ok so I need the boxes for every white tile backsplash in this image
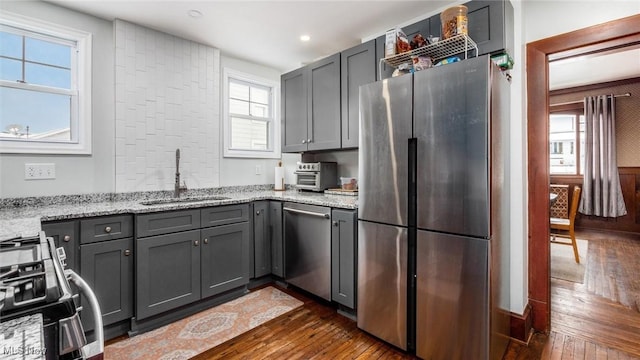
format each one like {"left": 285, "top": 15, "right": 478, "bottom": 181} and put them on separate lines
{"left": 114, "top": 19, "right": 220, "bottom": 192}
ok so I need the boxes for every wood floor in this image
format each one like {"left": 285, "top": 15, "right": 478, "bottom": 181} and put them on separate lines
{"left": 113, "top": 229, "right": 640, "bottom": 359}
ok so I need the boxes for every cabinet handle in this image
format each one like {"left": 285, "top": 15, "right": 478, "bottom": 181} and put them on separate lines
{"left": 256, "top": 210, "right": 260, "bottom": 215}
{"left": 302, "top": 139, "right": 307, "bottom": 144}
{"left": 333, "top": 221, "right": 339, "bottom": 227}
{"left": 194, "top": 240, "right": 199, "bottom": 246}
{"left": 104, "top": 226, "right": 112, "bottom": 233}
{"left": 307, "top": 138, "right": 312, "bottom": 143}
{"left": 203, "top": 238, "right": 209, "bottom": 244}
{"left": 63, "top": 235, "right": 71, "bottom": 242}
{"left": 124, "top": 249, "right": 131, "bottom": 256}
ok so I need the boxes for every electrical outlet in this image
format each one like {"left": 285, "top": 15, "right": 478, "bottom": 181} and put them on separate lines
{"left": 25, "top": 163, "right": 56, "bottom": 180}
{"left": 255, "top": 165, "right": 262, "bottom": 175}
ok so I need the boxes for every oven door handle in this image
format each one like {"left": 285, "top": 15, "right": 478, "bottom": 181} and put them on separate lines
{"left": 66, "top": 270, "right": 104, "bottom": 359}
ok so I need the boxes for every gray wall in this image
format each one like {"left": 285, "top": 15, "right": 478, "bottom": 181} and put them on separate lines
{"left": 0, "top": 1, "right": 114, "bottom": 197}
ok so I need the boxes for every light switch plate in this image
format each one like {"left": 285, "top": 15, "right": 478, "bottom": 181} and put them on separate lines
{"left": 25, "top": 163, "right": 56, "bottom": 180}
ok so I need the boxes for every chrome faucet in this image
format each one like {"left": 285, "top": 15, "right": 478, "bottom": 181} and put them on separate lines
{"left": 174, "top": 148, "right": 187, "bottom": 197}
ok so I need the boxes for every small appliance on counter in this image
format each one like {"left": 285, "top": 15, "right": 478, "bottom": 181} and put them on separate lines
{"left": 0, "top": 232, "right": 104, "bottom": 360}
{"left": 294, "top": 162, "right": 337, "bottom": 192}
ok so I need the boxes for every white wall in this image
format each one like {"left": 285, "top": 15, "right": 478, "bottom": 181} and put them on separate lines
{"left": 114, "top": 20, "right": 220, "bottom": 192}
{"left": 0, "top": 1, "right": 114, "bottom": 197}
{"left": 508, "top": 0, "right": 640, "bottom": 315}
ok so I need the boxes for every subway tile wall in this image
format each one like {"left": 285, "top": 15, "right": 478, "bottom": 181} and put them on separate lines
{"left": 114, "top": 19, "right": 220, "bottom": 192}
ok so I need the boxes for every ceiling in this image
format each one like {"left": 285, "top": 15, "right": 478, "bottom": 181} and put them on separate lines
{"left": 43, "top": 0, "right": 640, "bottom": 87}
{"left": 45, "top": 0, "right": 460, "bottom": 72}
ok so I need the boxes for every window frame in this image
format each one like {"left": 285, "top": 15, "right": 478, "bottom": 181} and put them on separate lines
{"left": 0, "top": 11, "right": 92, "bottom": 155}
{"left": 549, "top": 104, "right": 584, "bottom": 176}
{"left": 222, "top": 68, "right": 280, "bottom": 159}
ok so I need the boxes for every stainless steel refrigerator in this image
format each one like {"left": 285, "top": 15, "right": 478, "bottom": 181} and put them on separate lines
{"left": 357, "top": 55, "right": 511, "bottom": 360}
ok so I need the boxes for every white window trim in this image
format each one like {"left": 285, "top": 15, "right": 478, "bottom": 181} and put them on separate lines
{"left": 0, "top": 11, "right": 92, "bottom": 155}
{"left": 222, "top": 68, "right": 280, "bottom": 159}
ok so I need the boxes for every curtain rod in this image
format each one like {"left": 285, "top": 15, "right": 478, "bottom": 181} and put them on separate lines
{"left": 551, "top": 92, "right": 631, "bottom": 107}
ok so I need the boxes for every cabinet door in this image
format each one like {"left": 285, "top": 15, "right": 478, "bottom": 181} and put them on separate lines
{"left": 42, "top": 220, "right": 78, "bottom": 271}
{"left": 201, "top": 222, "right": 250, "bottom": 298}
{"left": 253, "top": 201, "right": 271, "bottom": 278}
{"left": 80, "top": 238, "right": 133, "bottom": 331}
{"left": 307, "top": 53, "right": 342, "bottom": 151}
{"left": 281, "top": 67, "right": 308, "bottom": 153}
{"left": 270, "top": 201, "right": 284, "bottom": 277}
{"left": 341, "top": 40, "right": 376, "bottom": 149}
{"left": 466, "top": 0, "right": 513, "bottom": 56}
{"left": 331, "top": 209, "right": 357, "bottom": 309}
{"left": 136, "top": 230, "right": 201, "bottom": 320}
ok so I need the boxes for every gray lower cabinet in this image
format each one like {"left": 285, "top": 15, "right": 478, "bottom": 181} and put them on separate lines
{"left": 201, "top": 222, "right": 250, "bottom": 297}
{"left": 42, "top": 220, "right": 79, "bottom": 272}
{"left": 331, "top": 209, "right": 357, "bottom": 309}
{"left": 80, "top": 237, "right": 133, "bottom": 331}
{"left": 270, "top": 201, "right": 284, "bottom": 277}
{"left": 136, "top": 204, "right": 251, "bottom": 320}
{"left": 253, "top": 201, "right": 271, "bottom": 278}
{"left": 136, "top": 230, "right": 201, "bottom": 320}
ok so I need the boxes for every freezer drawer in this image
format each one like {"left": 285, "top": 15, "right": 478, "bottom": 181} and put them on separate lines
{"left": 416, "top": 230, "right": 489, "bottom": 360}
{"left": 357, "top": 220, "right": 407, "bottom": 350}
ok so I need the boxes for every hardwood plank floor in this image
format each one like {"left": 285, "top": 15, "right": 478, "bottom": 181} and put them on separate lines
{"left": 111, "top": 229, "right": 640, "bottom": 359}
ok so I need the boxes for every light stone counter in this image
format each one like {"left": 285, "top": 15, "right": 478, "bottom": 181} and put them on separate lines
{"left": 0, "top": 314, "right": 46, "bottom": 360}
{"left": 0, "top": 186, "right": 358, "bottom": 238}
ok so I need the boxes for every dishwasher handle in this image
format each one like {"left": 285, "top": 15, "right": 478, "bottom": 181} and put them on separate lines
{"left": 283, "top": 207, "right": 330, "bottom": 219}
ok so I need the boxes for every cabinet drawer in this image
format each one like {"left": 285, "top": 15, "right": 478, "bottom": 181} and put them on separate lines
{"left": 201, "top": 204, "right": 249, "bottom": 228}
{"left": 136, "top": 209, "right": 201, "bottom": 238}
{"left": 80, "top": 215, "right": 133, "bottom": 244}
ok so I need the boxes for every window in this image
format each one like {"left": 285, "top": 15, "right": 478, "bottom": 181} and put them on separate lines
{"left": 549, "top": 110, "right": 585, "bottom": 175}
{"left": 0, "top": 12, "right": 91, "bottom": 154}
{"left": 223, "top": 68, "right": 279, "bottom": 158}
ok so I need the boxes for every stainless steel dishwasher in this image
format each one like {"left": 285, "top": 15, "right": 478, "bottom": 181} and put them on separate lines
{"left": 283, "top": 202, "right": 331, "bottom": 301}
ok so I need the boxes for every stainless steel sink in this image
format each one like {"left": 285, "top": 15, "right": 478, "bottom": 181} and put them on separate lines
{"left": 139, "top": 196, "right": 231, "bottom": 206}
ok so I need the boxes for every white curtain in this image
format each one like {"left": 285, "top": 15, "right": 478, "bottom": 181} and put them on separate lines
{"left": 579, "top": 95, "right": 627, "bottom": 217}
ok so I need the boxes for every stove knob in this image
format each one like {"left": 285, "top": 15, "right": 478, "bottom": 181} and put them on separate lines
{"left": 105, "top": 226, "right": 112, "bottom": 233}
{"left": 63, "top": 235, "right": 71, "bottom": 242}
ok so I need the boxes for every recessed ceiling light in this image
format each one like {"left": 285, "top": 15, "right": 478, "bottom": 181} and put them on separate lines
{"left": 188, "top": 9, "right": 203, "bottom": 18}
{"left": 300, "top": 35, "right": 311, "bottom": 42}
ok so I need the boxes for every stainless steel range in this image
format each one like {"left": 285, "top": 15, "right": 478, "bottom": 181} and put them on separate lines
{"left": 0, "top": 232, "right": 103, "bottom": 360}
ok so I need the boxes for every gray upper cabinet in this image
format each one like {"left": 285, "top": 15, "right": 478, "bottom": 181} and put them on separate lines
{"left": 80, "top": 237, "right": 133, "bottom": 332}
{"left": 465, "top": 0, "right": 513, "bottom": 56}
{"left": 340, "top": 40, "right": 376, "bottom": 148}
{"left": 270, "top": 201, "right": 284, "bottom": 278}
{"left": 331, "top": 209, "right": 357, "bottom": 309}
{"left": 253, "top": 201, "right": 271, "bottom": 278}
{"left": 282, "top": 53, "right": 341, "bottom": 152}
{"left": 42, "top": 220, "right": 78, "bottom": 271}
{"left": 282, "top": 67, "right": 308, "bottom": 153}
{"left": 307, "top": 53, "right": 342, "bottom": 151}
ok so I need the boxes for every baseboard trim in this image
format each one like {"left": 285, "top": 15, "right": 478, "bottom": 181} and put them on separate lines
{"left": 510, "top": 303, "right": 533, "bottom": 344}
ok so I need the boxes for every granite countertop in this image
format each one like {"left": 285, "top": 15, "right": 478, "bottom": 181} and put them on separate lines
{"left": 0, "top": 186, "right": 358, "bottom": 238}
{"left": 0, "top": 313, "right": 45, "bottom": 360}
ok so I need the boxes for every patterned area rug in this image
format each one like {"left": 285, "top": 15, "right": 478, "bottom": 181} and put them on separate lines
{"left": 105, "top": 286, "right": 303, "bottom": 360}
{"left": 551, "top": 239, "right": 589, "bottom": 283}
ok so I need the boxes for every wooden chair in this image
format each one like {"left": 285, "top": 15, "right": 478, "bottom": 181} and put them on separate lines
{"left": 550, "top": 186, "right": 581, "bottom": 263}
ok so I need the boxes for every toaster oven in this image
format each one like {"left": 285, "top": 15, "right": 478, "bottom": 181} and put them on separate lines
{"left": 294, "top": 162, "right": 337, "bottom": 191}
